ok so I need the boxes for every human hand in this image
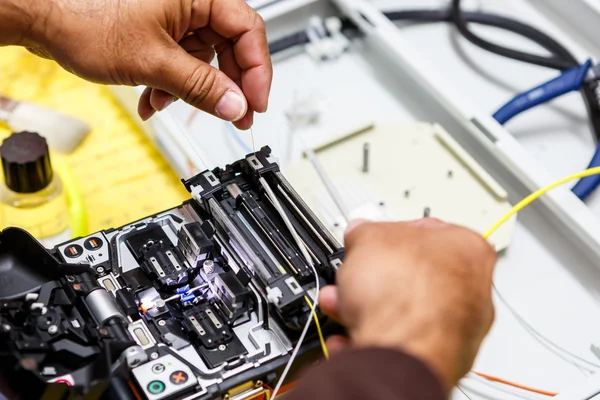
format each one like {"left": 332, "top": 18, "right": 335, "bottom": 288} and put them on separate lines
{"left": 320, "top": 218, "right": 497, "bottom": 394}
{"left": 17, "top": 0, "right": 272, "bottom": 129}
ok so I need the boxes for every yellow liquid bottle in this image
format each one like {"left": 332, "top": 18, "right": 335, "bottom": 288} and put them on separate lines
{"left": 0, "top": 132, "right": 69, "bottom": 245}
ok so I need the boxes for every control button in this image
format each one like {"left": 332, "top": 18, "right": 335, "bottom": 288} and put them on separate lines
{"left": 84, "top": 237, "right": 103, "bottom": 251}
{"left": 151, "top": 363, "right": 165, "bottom": 374}
{"left": 64, "top": 244, "right": 83, "bottom": 259}
{"left": 147, "top": 380, "right": 165, "bottom": 395}
{"left": 169, "top": 371, "right": 189, "bottom": 385}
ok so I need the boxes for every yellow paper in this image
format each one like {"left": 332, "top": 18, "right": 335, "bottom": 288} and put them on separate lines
{"left": 0, "top": 48, "right": 188, "bottom": 235}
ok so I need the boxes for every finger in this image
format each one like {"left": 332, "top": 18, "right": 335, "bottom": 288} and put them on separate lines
{"left": 194, "top": 0, "right": 272, "bottom": 113}
{"left": 343, "top": 219, "right": 374, "bottom": 249}
{"left": 150, "top": 89, "right": 177, "bottom": 112}
{"left": 150, "top": 44, "right": 247, "bottom": 122}
{"left": 344, "top": 219, "right": 370, "bottom": 236}
{"left": 233, "top": 108, "right": 254, "bottom": 130}
{"left": 405, "top": 218, "right": 448, "bottom": 229}
{"left": 26, "top": 47, "right": 53, "bottom": 60}
{"left": 215, "top": 38, "right": 242, "bottom": 89}
{"left": 181, "top": 33, "right": 216, "bottom": 65}
{"left": 147, "top": 35, "right": 217, "bottom": 113}
{"left": 318, "top": 286, "right": 341, "bottom": 322}
{"left": 326, "top": 335, "right": 350, "bottom": 356}
{"left": 138, "top": 87, "right": 156, "bottom": 121}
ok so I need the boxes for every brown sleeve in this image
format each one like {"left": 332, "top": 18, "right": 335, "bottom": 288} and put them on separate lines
{"left": 284, "top": 348, "right": 446, "bottom": 400}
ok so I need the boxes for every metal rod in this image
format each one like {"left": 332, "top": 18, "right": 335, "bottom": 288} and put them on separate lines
{"left": 303, "top": 147, "right": 351, "bottom": 223}
{"left": 362, "top": 142, "right": 370, "bottom": 173}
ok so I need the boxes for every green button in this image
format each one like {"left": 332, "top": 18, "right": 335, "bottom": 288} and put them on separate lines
{"left": 147, "top": 380, "right": 165, "bottom": 395}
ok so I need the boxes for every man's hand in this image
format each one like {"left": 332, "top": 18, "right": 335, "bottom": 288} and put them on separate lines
{"left": 320, "top": 219, "right": 497, "bottom": 394}
{"left": 10, "top": 0, "right": 272, "bottom": 129}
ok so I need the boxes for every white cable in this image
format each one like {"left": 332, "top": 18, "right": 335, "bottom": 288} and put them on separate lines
{"left": 295, "top": 135, "right": 351, "bottom": 223}
{"left": 493, "top": 284, "right": 600, "bottom": 372}
{"left": 259, "top": 177, "right": 320, "bottom": 399}
{"left": 456, "top": 385, "right": 475, "bottom": 400}
{"left": 271, "top": 264, "right": 320, "bottom": 399}
{"left": 259, "top": 177, "right": 314, "bottom": 267}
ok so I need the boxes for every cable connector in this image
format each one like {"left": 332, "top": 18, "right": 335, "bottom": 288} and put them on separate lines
{"left": 325, "top": 17, "right": 350, "bottom": 55}
{"left": 304, "top": 16, "right": 349, "bottom": 62}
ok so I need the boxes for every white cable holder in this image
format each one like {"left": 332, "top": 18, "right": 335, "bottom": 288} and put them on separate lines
{"left": 304, "top": 16, "right": 349, "bottom": 62}
{"left": 325, "top": 16, "right": 350, "bottom": 54}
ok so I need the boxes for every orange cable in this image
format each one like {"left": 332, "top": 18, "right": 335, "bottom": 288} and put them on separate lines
{"left": 472, "top": 371, "right": 557, "bottom": 396}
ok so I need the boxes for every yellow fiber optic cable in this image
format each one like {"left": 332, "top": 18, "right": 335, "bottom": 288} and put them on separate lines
{"left": 298, "top": 167, "right": 600, "bottom": 372}
{"left": 484, "top": 166, "right": 600, "bottom": 239}
{"left": 304, "top": 296, "right": 329, "bottom": 360}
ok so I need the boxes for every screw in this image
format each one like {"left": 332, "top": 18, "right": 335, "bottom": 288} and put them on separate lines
{"left": 48, "top": 325, "right": 58, "bottom": 335}
{"left": 218, "top": 344, "right": 226, "bottom": 351}
{"left": 158, "top": 320, "right": 166, "bottom": 327}
{"left": 362, "top": 142, "right": 370, "bottom": 173}
{"left": 66, "top": 276, "right": 75, "bottom": 282}
{"left": 255, "top": 381, "right": 263, "bottom": 388}
{"left": 96, "top": 266, "right": 105, "bottom": 274}
{"left": 203, "top": 259, "right": 215, "bottom": 274}
{"left": 151, "top": 352, "right": 159, "bottom": 360}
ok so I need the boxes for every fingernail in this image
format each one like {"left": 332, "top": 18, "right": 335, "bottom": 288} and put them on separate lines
{"left": 141, "top": 109, "right": 156, "bottom": 121}
{"left": 345, "top": 219, "right": 369, "bottom": 235}
{"left": 157, "top": 96, "right": 176, "bottom": 111}
{"left": 215, "top": 91, "right": 247, "bottom": 121}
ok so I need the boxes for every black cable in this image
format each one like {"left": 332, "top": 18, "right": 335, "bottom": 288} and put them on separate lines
{"left": 267, "top": 8, "right": 600, "bottom": 143}
{"left": 385, "top": 9, "right": 600, "bottom": 144}
{"left": 447, "top": 2, "right": 600, "bottom": 144}
{"left": 450, "top": 0, "right": 572, "bottom": 70}
{"left": 385, "top": 10, "right": 575, "bottom": 64}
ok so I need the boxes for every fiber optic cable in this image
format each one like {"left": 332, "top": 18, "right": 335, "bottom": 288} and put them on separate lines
{"left": 493, "top": 283, "right": 599, "bottom": 373}
{"left": 484, "top": 166, "right": 600, "bottom": 239}
{"left": 471, "top": 372, "right": 557, "bottom": 397}
{"left": 493, "top": 61, "right": 592, "bottom": 125}
{"left": 491, "top": 60, "right": 600, "bottom": 201}
{"left": 225, "top": 122, "right": 252, "bottom": 153}
{"left": 305, "top": 296, "right": 329, "bottom": 360}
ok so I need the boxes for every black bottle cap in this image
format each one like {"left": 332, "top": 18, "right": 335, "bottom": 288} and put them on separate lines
{"left": 1, "top": 132, "right": 53, "bottom": 193}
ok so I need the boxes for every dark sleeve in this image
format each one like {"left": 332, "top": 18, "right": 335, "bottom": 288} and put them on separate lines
{"left": 284, "top": 348, "right": 446, "bottom": 400}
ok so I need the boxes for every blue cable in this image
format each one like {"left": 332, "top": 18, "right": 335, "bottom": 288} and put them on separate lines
{"left": 493, "top": 59, "right": 600, "bottom": 200}
{"left": 493, "top": 59, "right": 592, "bottom": 124}
{"left": 572, "top": 146, "right": 600, "bottom": 199}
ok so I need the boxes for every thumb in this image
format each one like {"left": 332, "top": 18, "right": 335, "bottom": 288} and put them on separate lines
{"left": 149, "top": 46, "right": 248, "bottom": 122}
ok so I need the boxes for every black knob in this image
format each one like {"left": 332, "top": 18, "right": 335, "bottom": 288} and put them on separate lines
{"left": 0, "top": 132, "right": 53, "bottom": 193}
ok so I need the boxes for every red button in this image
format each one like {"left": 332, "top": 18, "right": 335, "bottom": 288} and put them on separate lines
{"left": 170, "top": 371, "right": 188, "bottom": 385}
